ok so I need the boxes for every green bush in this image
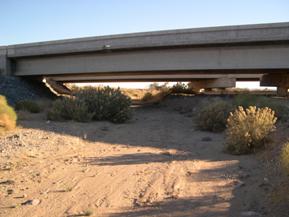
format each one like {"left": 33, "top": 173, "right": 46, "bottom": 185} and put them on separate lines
{"left": 75, "top": 87, "right": 131, "bottom": 123}
{"left": 234, "top": 94, "right": 289, "bottom": 121}
{"left": 281, "top": 142, "right": 289, "bottom": 174}
{"left": 226, "top": 106, "right": 277, "bottom": 155}
{"left": 48, "top": 86, "right": 131, "bottom": 123}
{"left": 47, "top": 97, "right": 94, "bottom": 122}
{"left": 0, "top": 95, "right": 17, "bottom": 133}
{"left": 196, "top": 100, "right": 234, "bottom": 132}
{"left": 15, "top": 100, "right": 42, "bottom": 113}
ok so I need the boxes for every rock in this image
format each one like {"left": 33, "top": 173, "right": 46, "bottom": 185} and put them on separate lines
{"left": 258, "top": 177, "right": 272, "bottom": 189}
{"left": 239, "top": 171, "right": 250, "bottom": 179}
{"left": 101, "top": 127, "right": 109, "bottom": 131}
{"left": 230, "top": 180, "right": 245, "bottom": 189}
{"left": 235, "top": 181, "right": 246, "bottom": 189}
{"left": 162, "top": 151, "right": 173, "bottom": 156}
{"left": 21, "top": 199, "right": 41, "bottom": 206}
{"left": 14, "top": 194, "right": 27, "bottom": 199}
{"left": 0, "top": 180, "right": 15, "bottom": 185}
{"left": 7, "top": 189, "right": 14, "bottom": 195}
{"left": 0, "top": 75, "right": 55, "bottom": 105}
{"left": 201, "top": 136, "right": 212, "bottom": 142}
{"left": 241, "top": 211, "right": 261, "bottom": 216}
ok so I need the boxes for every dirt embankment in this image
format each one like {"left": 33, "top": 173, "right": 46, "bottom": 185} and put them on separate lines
{"left": 0, "top": 97, "right": 288, "bottom": 217}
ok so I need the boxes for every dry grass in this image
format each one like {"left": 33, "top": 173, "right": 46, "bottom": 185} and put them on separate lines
{"left": 226, "top": 106, "right": 277, "bottom": 154}
{"left": 0, "top": 95, "right": 17, "bottom": 134}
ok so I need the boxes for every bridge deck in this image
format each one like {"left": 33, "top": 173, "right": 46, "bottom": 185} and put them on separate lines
{"left": 1, "top": 22, "right": 289, "bottom": 58}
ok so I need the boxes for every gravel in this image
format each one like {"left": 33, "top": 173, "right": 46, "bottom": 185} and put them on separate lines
{"left": 0, "top": 75, "right": 55, "bottom": 105}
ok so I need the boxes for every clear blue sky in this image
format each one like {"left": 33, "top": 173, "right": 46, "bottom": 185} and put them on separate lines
{"left": 1, "top": 0, "right": 289, "bottom": 45}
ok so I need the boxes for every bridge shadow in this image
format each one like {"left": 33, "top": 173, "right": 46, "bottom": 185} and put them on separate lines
{"left": 108, "top": 195, "right": 228, "bottom": 217}
{"left": 83, "top": 152, "right": 192, "bottom": 166}
{"left": 18, "top": 106, "right": 230, "bottom": 158}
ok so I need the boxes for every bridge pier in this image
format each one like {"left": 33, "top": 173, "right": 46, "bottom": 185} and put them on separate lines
{"left": 0, "top": 48, "right": 11, "bottom": 76}
{"left": 260, "top": 73, "right": 289, "bottom": 97}
{"left": 188, "top": 78, "right": 236, "bottom": 92}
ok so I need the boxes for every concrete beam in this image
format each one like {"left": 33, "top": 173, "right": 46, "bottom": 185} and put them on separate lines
{"left": 46, "top": 73, "right": 261, "bottom": 82}
{"left": 13, "top": 44, "right": 289, "bottom": 76}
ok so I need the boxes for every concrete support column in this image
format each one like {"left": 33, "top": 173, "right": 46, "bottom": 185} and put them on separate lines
{"left": 188, "top": 77, "right": 236, "bottom": 91}
{"left": 277, "top": 87, "right": 288, "bottom": 97}
{"left": 0, "top": 47, "right": 11, "bottom": 76}
{"left": 260, "top": 73, "right": 289, "bottom": 97}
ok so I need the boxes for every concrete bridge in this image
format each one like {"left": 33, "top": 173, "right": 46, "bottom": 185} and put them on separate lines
{"left": 1, "top": 22, "right": 289, "bottom": 95}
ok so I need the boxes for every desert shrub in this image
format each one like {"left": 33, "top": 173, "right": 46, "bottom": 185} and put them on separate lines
{"left": 142, "top": 92, "right": 153, "bottom": 102}
{"left": 281, "top": 142, "right": 289, "bottom": 174}
{"left": 15, "top": 100, "right": 42, "bottom": 113}
{"left": 225, "top": 106, "right": 277, "bottom": 155}
{"left": 170, "top": 82, "right": 194, "bottom": 94}
{"left": 47, "top": 97, "right": 74, "bottom": 121}
{"left": 196, "top": 100, "right": 234, "bottom": 132}
{"left": 149, "top": 82, "right": 169, "bottom": 91}
{"left": 48, "top": 86, "right": 131, "bottom": 123}
{"left": 234, "top": 94, "right": 261, "bottom": 108}
{"left": 234, "top": 94, "right": 289, "bottom": 121}
{"left": 47, "top": 97, "right": 94, "bottom": 122}
{"left": 0, "top": 95, "right": 17, "bottom": 133}
{"left": 75, "top": 87, "right": 131, "bottom": 123}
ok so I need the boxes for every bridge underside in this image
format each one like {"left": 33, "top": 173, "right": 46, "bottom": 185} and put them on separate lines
{"left": 43, "top": 71, "right": 263, "bottom": 83}
{"left": 1, "top": 22, "right": 289, "bottom": 95}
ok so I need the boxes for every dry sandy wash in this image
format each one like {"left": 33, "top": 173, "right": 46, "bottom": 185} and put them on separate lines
{"left": 0, "top": 99, "right": 287, "bottom": 217}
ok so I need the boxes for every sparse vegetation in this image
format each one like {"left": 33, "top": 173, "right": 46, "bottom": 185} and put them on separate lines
{"left": 281, "top": 142, "right": 289, "bottom": 174}
{"left": 48, "top": 86, "right": 131, "bottom": 123}
{"left": 82, "top": 210, "right": 93, "bottom": 216}
{"left": 170, "top": 82, "right": 194, "bottom": 94}
{"left": 141, "top": 92, "right": 154, "bottom": 102}
{"left": 15, "top": 100, "right": 42, "bottom": 113}
{"left": 141, "top": 85, "right": 171, "bottom": 103}
{"left": 149, "top": 82, "right": 168, "bottom": 91}
{"left": 196, "top": 100, "right": 234, "bottom": 132}
{"left": 0, "top": 95, "right": 17, "bottom": 134}
{"left": 225, "top": 106, "right": 277, "bottom": 155}
{"left": 233, "top": 94, "right": 289, "bottom": 121}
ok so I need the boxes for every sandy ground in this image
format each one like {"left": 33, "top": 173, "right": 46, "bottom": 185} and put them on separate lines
{"left": 0, "top": 97, "right": 288, "bottom": 217}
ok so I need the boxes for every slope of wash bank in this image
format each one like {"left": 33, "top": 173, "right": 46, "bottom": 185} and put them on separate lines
{"left": 0, "top": 76, "right": 55, "bottom": 105}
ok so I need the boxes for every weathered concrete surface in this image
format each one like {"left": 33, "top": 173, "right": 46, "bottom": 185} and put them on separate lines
{"left": 4, "top": 22, "right": 289, "bottom": 57}
{"left": 261, "top": 73, "right": 289, "bottom": 96}
{"left": 1, "top": 22, "right": 289, "bottom": 95}
{"left": 46, "top": 73, "right": 262, "bottom": 82}
{"left": 1, "top": 22, "right": 289, "bottom": 78}
{"left": 11, "top": 44, "right": 289, "bottom": 77}
{"left": 0, "top": 47, "right": 11, "bottom": 76}
{"left": 188, "top": 78, "right": 236, "bottom": 90}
